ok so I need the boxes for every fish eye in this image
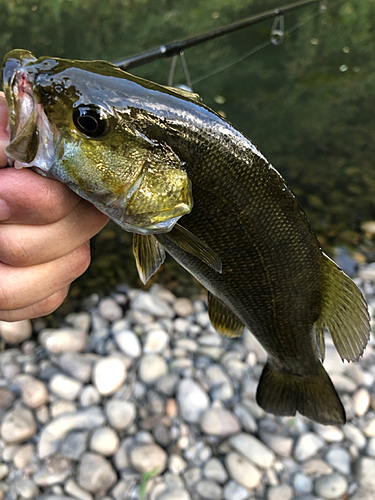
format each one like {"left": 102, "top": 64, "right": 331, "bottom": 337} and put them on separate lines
{"left": 73, "top": 106, "right": 109, "bottom": 138}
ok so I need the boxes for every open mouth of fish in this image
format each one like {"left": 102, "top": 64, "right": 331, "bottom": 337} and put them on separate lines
{"left": 3, "top": 52, "right": 58, "bottom": 174}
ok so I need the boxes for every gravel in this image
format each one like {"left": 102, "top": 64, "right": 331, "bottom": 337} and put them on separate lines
{"left": 0, "top": 264, "right": 375, "bottom": 499}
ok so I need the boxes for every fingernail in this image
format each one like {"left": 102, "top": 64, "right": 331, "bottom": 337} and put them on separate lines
{"left": 0, "top": 199, "right": 10, "bottom": 221}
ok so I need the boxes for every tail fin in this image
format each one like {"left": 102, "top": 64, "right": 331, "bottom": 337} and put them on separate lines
{"left": 256, "top": 361, "right": 346, "bottom": 425}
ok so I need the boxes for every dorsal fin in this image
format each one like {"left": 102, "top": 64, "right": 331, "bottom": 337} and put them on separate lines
{"left": 208, "top": 291, "right": 245, "bottom": 338}
{"left": 133, "top": 234, "right": 166, "bottom": 285}
{"left": 165, "top": 224, "right": 222, "bottom": 273}
{"left": 165, "top": 86, "right": 202, "bottom": 103}
{"left": 314, "top": 254, "right": 370, "bottom": 362}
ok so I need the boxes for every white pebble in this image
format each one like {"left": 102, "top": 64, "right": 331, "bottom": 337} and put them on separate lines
{"left": 177, "top": 379, "right": 210, "bottom": 424}
{"left": 138, "top": 354, "right": 168, "bottom": 383}
{"left": 354, "top": 388, "right": 370, "bottom": 416}
{"left": 314, "top": 472, "right": 348, "bottom": 499}
{"left": 39, "top": 328, "right": 87, "bottom": 353}
{"left": 0, "top": 320, "right": 32, "bottom": 344}
{"left": 225, "top": 452, "right": 261, "bottom": 489}
{"left": 50, "top": 374, "right": 82, "bottom": 401}
{"left": 114, "top": 330, "right": 142, "bottom": 357}
{"left": 90, "top": 426, "right": 119, "bottom": 456}
{"left": 105, "top": 400, "right": 136, "bottom": 430}
{"left": 93, "top": 357, "right": 127, "bottom": 395}
{"left": 143, "top": 329, "right": 170, "bottom": 354}
{"left": 1, "top": 409, "right": 36, "bottom": 444}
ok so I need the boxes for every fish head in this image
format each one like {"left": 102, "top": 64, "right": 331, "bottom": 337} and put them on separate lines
{"left": 2, "top": 49, "right": 192, "bottom": 234}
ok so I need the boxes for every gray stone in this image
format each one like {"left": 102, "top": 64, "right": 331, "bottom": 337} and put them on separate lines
{"left": 90, "top": 426, "right": 119, "bottom": 456}
{"left": 230, "top": 433, "right": 275, "bottom": 468}
{"left": 294, "top": 433, "right": 325, "bottom": 461}
{"left": 206, "top": 364, "right": 234, "bottom": 401}
{"left": 326, "top": 448, "right": 351, "bottom": 475}
{"left": 314, "top": 472, "right": 348, "bottom": 499}
{"left": 356, "top": 457, "right": 375, "bottom": 492}
{"left": 267, "top": 485, "right": 293, "bottom": 500}
{"left": 14, "top": 478, "right": 39, "bottom": 499}
{"left": 353, "top": 388, "right": 371, "bottom": 416}
{"left": 223, "top": 481, "right": 250, "bottom": 500}
{"left": 39, "top": 328, "right": 87, "bottom": 353}
{"left": 50, "top": 373, "right": 82, "bottom": 400}
{"left": 1, "top": 408, "right": 36, "bottom": 444}
{"left": 13, "top": 443, "right": 34, "bottom": 469}
{"left": 130, "top": 443, "right": 167, "bottom": 474}
{"left": 38, "top": 407, "right": 105, "bottom": 458}
{"left": 173, "top": 297, "right": 194, "bottom": 317}
{"left": 78, "top": 453, "right": 117, "bottom": 494}
{"left": 201, "top": 408, "right": 241, "bottom": 437}
{"left": 366, "top": 437, "right": 375, "bottom": 456}
{"left": 57, "top": 353, "right": 92, "bottom": 383}
{"left": 93, "top": 356, "right": 127, "bottom": 395}
{"left": 143, "top": 329, "right": 170, "bottom": 354}
{"left": 16, "top": 375, "right": 49, "bottom": 408}
{"left": 64, "top": 478, "right": 93, "bottom": 500}
{"left": 303, "top": 459, "right": 334, "bottom": 478}
{"left": 114, "top": 330, "right": 142, "bottom": 357}
{"left": 0, "top": 320, "right": 32, "bottom": 344}
{"left": 362, "top": 416, "right": 375, "bottom": 437}
{"left": 204, "top": 458, "right": 228, "bottom": 484}
{"left": 157, "top": 489, "right": 191, "bottom": 500}
{"left": 225, "top": 452, "right": 261, "bottom": 489}
{"left": 234, "top": 404, "right": 257, "bottom": 434}
{"left": 313, "top": 423, "right": 344, "bottom": 443}
{"left": 98, "top": 297, "right": 123, "bottom": 321}
{"left": 79, "top": 385, "right": 101, "bottom": 407}
{"left": 61, "top": 431, "right": 88, "bottom": 460}
{"left": 131, "top": 292, "right": 174, "bottom": 318}
{"left": 138, "top": 354, "right": 168, "bottom": 383}
{"left": 0, "top": 387, "right": 16, "bottom": 411}
{"left": 293, "top": 473, "right": 313, "bottom": 494}
{"left": 195, "top": 480, "right": 222, "bottom": 499}
{"left": 343, "top": 423, "right": 367, "bottom": 449}
{"left": 105, "top": 399, "right": 136, "bottom": 430}
{"left": 34, "top": 454, "right": 72, "bottom": 486}
{"left": 177, "top": 379, "right": 210, "bottom": 423}
{"left": 260, "top": 432, "right": 293, "bottom": 458}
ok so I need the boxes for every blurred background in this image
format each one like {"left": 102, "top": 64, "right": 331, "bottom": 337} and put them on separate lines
{"left": 1, "top": 0, "right": 374, "bottom": 304}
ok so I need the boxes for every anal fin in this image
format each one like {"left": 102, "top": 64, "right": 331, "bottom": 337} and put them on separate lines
{"left": 133, "top": 234, "right": 166, "bottom": 285}
{"left": 208, "top": 292, "right": 245, "bottom": 338}
{"left": 314, "top": 254, "right": 370, "bottom": 362}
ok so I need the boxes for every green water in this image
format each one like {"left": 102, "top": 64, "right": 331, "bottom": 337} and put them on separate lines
{"left": 1, "top": 0, "right": 375, "bottom": 301}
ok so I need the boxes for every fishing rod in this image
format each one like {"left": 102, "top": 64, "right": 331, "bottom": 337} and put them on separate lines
{"left": 115, "top": 0, "right": 321, "bottom": 71}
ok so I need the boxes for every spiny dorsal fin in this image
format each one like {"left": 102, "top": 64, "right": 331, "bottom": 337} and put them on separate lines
{"left": 165, "top": 86, "right": 202, "bottom": 103}
{"left": 207, "top": 291, "right": 245, "bottom": 338}
{"left": 165, "top": 224, "right": 222, "bottom": 273}
{"left": 133, "top": 234, "right": 166, "bottom": 285}
{"left": 314, "top": 254, "right": 370, "bottom": 362}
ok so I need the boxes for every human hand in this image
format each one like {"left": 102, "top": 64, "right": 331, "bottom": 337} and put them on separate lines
{"left": 0, "top": 92, "right": 109, "bottom": 321}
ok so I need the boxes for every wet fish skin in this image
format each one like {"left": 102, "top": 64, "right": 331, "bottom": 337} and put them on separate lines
{"left": 2, "top": 50, "right": 370, "bottom": 425}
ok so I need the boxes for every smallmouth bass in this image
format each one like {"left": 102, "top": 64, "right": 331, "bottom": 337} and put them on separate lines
{"left": 2, "top": 49, "right": 370, "bottom": 425}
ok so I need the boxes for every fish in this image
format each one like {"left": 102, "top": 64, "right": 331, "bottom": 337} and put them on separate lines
{"left": 2, "top": 49, "right": 370, "bottom": 425}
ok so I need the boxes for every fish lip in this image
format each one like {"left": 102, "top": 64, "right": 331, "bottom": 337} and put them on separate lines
{"left": 3, "top": 52, "right": 59, "bottom": 171}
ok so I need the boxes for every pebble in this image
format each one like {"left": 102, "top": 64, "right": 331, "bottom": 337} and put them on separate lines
{"left": 355, "top": 457, "right": 375, "bottom": 491}
{"left": 50, "top": 373, "right": 82, "bottom": 400}
{"left": 353, "top": 388, "right": 371, "bottom": 416}
{"left": 158, "top": 489, "right": 191, "bottom": 500}
{"left": 293, "top": 472, "right": 313, "bottom": 494}
{"left": 143, "top": 329, "right": 170, "bottom": 354}
{"left": 200, "top": 408, "right": 241, "bottom": 437}
{"left": 326, "top": 448, "right": 351, "bottom": 475}
{"left": 195, "top": 479, "right": 222, "bottom": 499}
{"left": 138, "top": 354, "right": 168, "bottom": 383}
{"left": 114, "top": 330, "right": 142, "bottom": 357}
{"left": 177, "top": 379, "right": 210, "bottom": 423}
{"left": 39, "top": 328, "right": 87, "bottom": 353}
{"left": 34, "top": 454, "right": 71, "bottom": 486}
{"left": 314, "top": 472, "right": 348, "bottom": 499}
{"left": 17, "top": 375, "right": 49, "bottom": 408}
{"left": 294, "top": 433, "right": 325, "bottom": 461}
{"left": 90, "top": 426, "right": 120, "bottom": 456}
{"left": 223, "top": 480, "right": 250, "bottom": 500}
{"left": 93, "top": 356, "right": 127, "bottom": 395}
{"left": 132, "top": 292, "right": 174, "bottom": 318}
{"left": 105, "top": 399, "right": 136, "bottom": 430}
{"left": 267, "top": 484, "right": 293, "bottom": 500}
{"left": 14, "top": 477, "right": 39, "bottom": 499}
{"left": 230, "top": 433, "right": 275, "bottom": 468}
{"left": 98, "top": 297, "right": 123, "bottom": 321}
{"left": 38, "top": 407, "right": 105, "bottom": 458}
{"left": 57, "top": 353, "right": 92, "bottom": 383}
{"left": 225, "top": 452, "right": 262, "bottom": 489}
{"left": 0, "top": 320, "right": 32, "bottom": 344}
{"left": 0, "top": 408, "right": 36, "bottom": 444}
{"left": 77, "top": 452, "right": 117, "bottom": 494}
{"left": 204, "top": 458, "right": 228, "bottom": 484}
{"left": 130, "top": 443, "right": 168, "bottom": 474}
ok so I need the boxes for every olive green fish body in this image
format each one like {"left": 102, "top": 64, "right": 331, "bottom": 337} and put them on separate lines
{"left": 2, "top": 50, "right": 370, "bottom": 425}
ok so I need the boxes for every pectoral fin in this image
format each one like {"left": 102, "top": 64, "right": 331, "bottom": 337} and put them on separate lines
{"left": 208, "top": 291, "right": 245, "bottom": 337}
{"left": 314, "top": 254, "right": 370, "bottom": 362}
{"left": 165, "top": 224, "right": 222, "bottom": 273}
{"left": 133, "top": 234, "right": 166, "bottom": 285}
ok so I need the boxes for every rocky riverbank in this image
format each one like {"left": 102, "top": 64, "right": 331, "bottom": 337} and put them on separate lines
{"left": 1, "top": 265, "right": 375, "bottom": 500}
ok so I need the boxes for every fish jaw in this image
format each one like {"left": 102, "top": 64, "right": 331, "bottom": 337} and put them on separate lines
{"left": 2, "top": 50, "right": 59, "bottom": 173}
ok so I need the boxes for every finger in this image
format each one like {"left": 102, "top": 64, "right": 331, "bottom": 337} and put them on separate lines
{"left": 0, "top": 168, "right": 82, "bottom": 224}
{"left": 0, "top": 287, "right": 70, "bottom": 322}
{"left": 0, "top": 198, "right": 108, "bottom": 267}
{"left": 0, "top": 241, "right": 91, "bottom": 312}
{"left": 0, "top": 92, "right": 9, "bottom": 167}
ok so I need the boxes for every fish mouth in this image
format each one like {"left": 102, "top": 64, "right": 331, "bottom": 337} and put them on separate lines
{"left": 2, "top": 50, "right": 58, "bottom": 172}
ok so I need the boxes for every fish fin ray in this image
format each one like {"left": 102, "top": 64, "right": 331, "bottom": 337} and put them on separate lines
{"left": 207, "top": 292, "right": 245, "bottom": 338}
{"left": 256, "top": 361, "right": 346, "bottom": 425}
{"left": 133, "top": 234, "right": 166, "bottom": 285}
{"left": 165, "top": 224, "right": 222, "bottom": 273}
{"left": 165, "top": 86, "right": 202, "bottom": 102}
{"left": 314, "top": 325, "right": 326, "bottom": 362}
{"left": 314, "top": 254, "right": 370, "bottom": 362}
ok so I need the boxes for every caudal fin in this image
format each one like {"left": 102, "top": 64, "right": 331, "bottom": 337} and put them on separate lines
{"left": 256, "top": 361, "right": 346, "bottom": 425}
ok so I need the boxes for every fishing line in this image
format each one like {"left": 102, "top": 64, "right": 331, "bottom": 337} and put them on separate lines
{"left": 191, "top": 0, "right": 344, "bottom": 86}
